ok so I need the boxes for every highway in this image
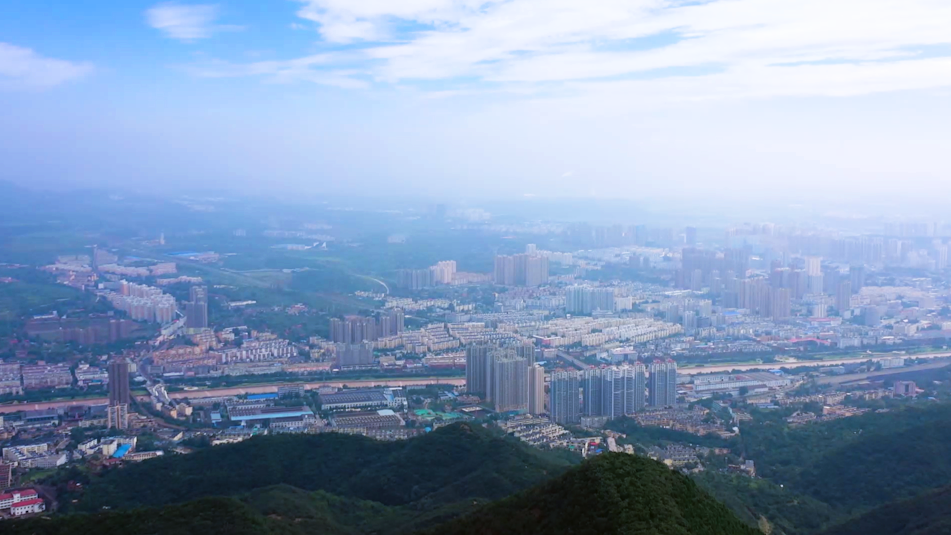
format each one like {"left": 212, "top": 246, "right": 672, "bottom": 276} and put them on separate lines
{"left": 816, "top": 360, "right": 951, "bottom": 385}
{"left": 0, "top": 397, "right": 108, "bottom": 414}
{"left": 164, "top": 376, "right": 466, "bottom": 400}
{"left": 556, "top": 350, "right": 588, "bottom": 370}
{"left": 678, "top": 351, "right": 951, "bottom": 376}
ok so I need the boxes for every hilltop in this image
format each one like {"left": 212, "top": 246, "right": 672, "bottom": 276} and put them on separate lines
{"left": 424, "top": 453, "right": 759, "bottom": 535}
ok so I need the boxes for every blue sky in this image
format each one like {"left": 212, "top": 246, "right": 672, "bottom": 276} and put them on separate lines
{"left": 2, "top": 0, "right": 951, "bottom": 204}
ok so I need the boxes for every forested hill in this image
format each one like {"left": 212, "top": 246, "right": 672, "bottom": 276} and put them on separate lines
{"left": 423, "top": 453, "right": 760, "bottom": 535}
{"left": 735, "top": 402, "right": 951, "bottom": 516}
{"left": 13, "top": 453, "right": 758, "bottom": 535}
{"left": 821, "top": 485, "right": 951, "bottom": 535}
{"left": 70, "top": 422, "right": 575, "bottom": 513}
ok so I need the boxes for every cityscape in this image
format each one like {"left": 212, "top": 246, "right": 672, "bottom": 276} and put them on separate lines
{"left": 2, "top": 0, "right": 951, "bottom": 533}
{"left": 1, "top": 190, "right": 951, "bottom": 533}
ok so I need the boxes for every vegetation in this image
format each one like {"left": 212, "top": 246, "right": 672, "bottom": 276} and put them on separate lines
{"left": 4, "top": 497, "right": 277, "bottom": 535}
{"left": 25, "top": 425, "right": 760, "bottom": 535}
{"left": 424, "top": 453, "right": 760, "bottom": 535}
{"left": 821, "top": 485, "right": 951, "bottom": 535}
{"left": 68, "top": 423, "right": 573, "bottom": 514}
{"left": 737, "top": 402, "right": 951, "bottom": 514}
{"left": 694, "top": 472, "right": 844, "bottom": 535}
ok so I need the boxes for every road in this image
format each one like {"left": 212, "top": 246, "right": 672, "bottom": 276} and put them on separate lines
{"left": 556, "top": 350, "right": 588, "bottom": 370}
{"left": 816, "top": 360, "right": 951, "bottom": 385}
{"left": 0, "top": 397, "right": 108, "bottom": 414}
{"left": 678, "top": 351, "right": 951, "bottom": 376}
{"left": 164, "top": 376, "right": 466, "bottom": 400}
{"left": 360, "top": 275, "right": 390, "bottom": 295}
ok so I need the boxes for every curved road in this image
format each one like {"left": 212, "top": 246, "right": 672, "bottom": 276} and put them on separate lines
{"left": 359, "top": 275, "right": 389, "bottom": 295}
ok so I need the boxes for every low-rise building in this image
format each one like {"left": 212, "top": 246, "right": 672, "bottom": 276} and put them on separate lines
{"left": 320, "top": 389, "right": 399, "bottom": 411}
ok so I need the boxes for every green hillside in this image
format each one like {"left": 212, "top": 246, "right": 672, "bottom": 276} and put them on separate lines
{"left": 3, "top": 497, "right": 276, "bottom": 535}
{"left": 72, "top": 423, "right": 573, "bottom": 513}
{"left": 694, "top": 472, "right": 844, "bottom": 535}
{"left": 792, "top": 419, "right": 951, "bottom": 513}
{"left": 821, "top": 485, "right": 951, "bottom": 535}
{"left": 424, "top": 453, "right": 760, "bottom": 535}
{"left": 733, "top": 402, "right": 951, "bottom": 518}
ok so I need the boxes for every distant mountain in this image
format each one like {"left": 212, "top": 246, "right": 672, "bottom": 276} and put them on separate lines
{"left": 821, "top": 485, "right": 951, "bottom": 535}
{"left": 422, "top": 453, "right": 760, "bottom": 535}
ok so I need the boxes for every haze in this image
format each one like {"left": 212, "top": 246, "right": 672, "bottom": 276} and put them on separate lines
{"left": 1, "top": 0, "right": 950, "bottom": 204}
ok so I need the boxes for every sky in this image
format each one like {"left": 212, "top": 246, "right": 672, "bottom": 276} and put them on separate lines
{"left": 1, "top": 0, "right": 951, "bottom": 205}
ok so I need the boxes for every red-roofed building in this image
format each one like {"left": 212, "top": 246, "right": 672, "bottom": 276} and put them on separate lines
{"left": 0, "top": 488, "right": 39, "bottom": 509}
{"left": 10, "top": 497, "right": 45, "bottom": 516}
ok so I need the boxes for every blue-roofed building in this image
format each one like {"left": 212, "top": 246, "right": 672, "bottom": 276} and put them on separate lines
{"left": 112, "top": 444, "right": 132, "bottom": 458}
{"left": 247, "top": 393, "right": 279, "bottom": 401}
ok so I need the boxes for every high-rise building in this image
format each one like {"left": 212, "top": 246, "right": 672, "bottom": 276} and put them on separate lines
{"left": 516, "top": 340, "right": 536, "bottom": 367}
{"left": 936, "top": 244, "right": 949, "bottom": 270}
{"left": 378, "top": 309, "right": 405, "bottom": 338}
{"left": 770, "top": 287, "right": 791, "bottom": 320}
{"left": 524, "top": 255, "right": 550, "bottom": 287}
{"left": 107, "top": 404, "right": 129, "bottom": 430}
{"left": 528, "top": 365, "right": 546, "bottom": 415}
{"left": 0, "top": 461, "right": 13, "bottom": 489}
{"left": 631, "top": 361, "right": 647, "bottom": 412}
{"left": 549, "top": 370, "right": 580, "bottom": 424}
{"left": 185, "top": 285, "right": 208, "bottom": 330}
{"left": 682, "top": 310, "right": 697, "bottom": 334}
{"left": 581, "top": 364, "right": 647, "bottom": 418}
{"left": 465, "top": 344, "right": 491, "bottom": 395}
{"left": 491, "top": 351, "right": 528, "bottom": 413}
{"left": 494, "top": 255, "right": 517, "bottom": 285}
{"left": 805, "top": 256, "right": 822, "bottom": 276}
{"left": 685, "top": 226, "right": 697, "bottom": 246}
{"left": 807, "top": 273, "right": 824, "bottom": 295}
{"left": 396, "top": 268, "right": 434, "bottom": 290}
{"left": 565, "top": 286, "right": 615, "bottom": 315}
{"left": 582, "top": 368, "right": 603, "bottom": 416}
{"left": 330, "top": 315, "right": 379, "bottom": 344}
{"left": 849, "top": 265, "right": 866, "bottom": 293}
{"left": 648, "top": 359, "right": 677, "bottom": 408}
{"left": 836, "top": 280, "right": 852, "bottom": 314}
{"left": 430, "top": 260, "right": 457, "bottom": 284}
{"left": 108, "top": 359, "right": 130, "bottom": 406}
{"left": 493, "top": 254, "right": 548, "bottom": 286}
{"left": 335, "top": 342, "right": 374, "bottom": 368}
{"left": 107, "top": 358, "right": 130, "bottom": 429}
{"left": 329, "top": 318, "right": 348, "bottom": 344}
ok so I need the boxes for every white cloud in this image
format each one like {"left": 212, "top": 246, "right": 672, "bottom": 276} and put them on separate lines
{"left": 296, "top": 0, "right": 494, "bottom": 43}
{"left": 185, "top": 54, "right": 368, "bottom": 88}
{"left": 146, "top": 3, "right": 241, "bottom": 41}
{"left": 286, "top": 0, "right": 951, "bottom": 102}
{"left": 0, "top": 43, "right": 93, "bottom": 89}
